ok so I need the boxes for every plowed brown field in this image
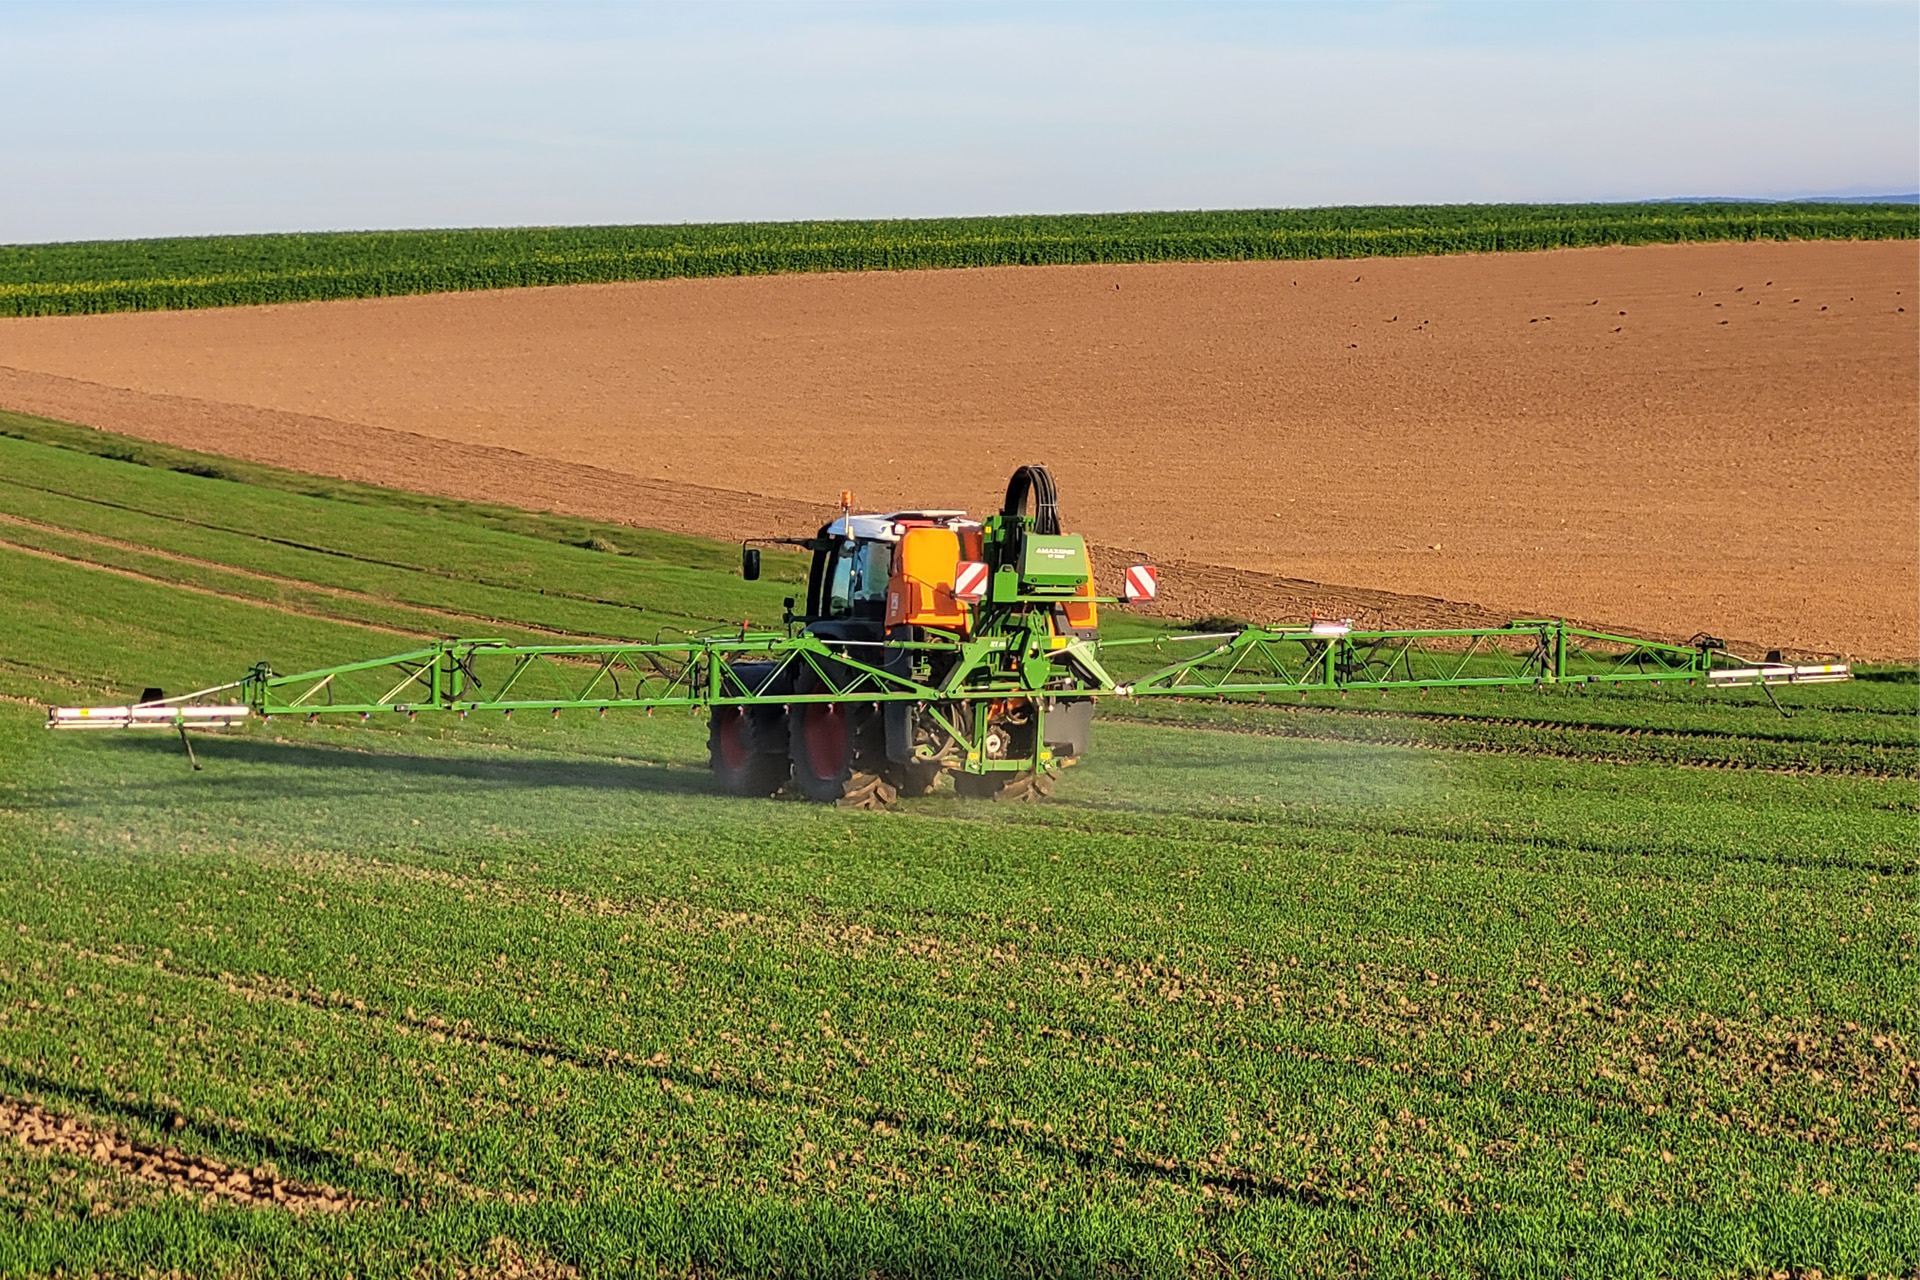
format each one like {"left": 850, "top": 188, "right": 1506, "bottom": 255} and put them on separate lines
{"left": 1, "top": 240, "right": 1913, "bottom": 656}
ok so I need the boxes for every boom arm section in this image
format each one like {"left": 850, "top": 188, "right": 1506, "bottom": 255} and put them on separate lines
{"left": 47, "top": 620, "right": 1846, "bottom": 734}
{"left": 247, "top": 635, "right": 947, "bottom": 717}
{"left": 1105, "top": 621, "right": 1849, "bottom": 697}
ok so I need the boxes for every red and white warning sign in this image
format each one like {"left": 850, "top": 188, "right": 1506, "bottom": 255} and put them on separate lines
{"left": 952, "top": 560, "right": 990, "bottom": 604}
{"left": 1124, "top": 563, "right": 1158, "bottom": 602}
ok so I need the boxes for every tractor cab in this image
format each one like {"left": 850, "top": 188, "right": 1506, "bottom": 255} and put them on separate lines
{"left": 799, "top": 511, "right": 974, "bottom": 643}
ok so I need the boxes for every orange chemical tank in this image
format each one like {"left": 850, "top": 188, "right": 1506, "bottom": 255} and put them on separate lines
{"left": 886, "top": 526, "right": 979, "bottom": 630}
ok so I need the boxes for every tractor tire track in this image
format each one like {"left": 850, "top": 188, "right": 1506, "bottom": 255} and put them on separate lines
{"left": 1127, "top": 692, "right": 1913, "bottom": 745}
{"left": 0, "top": 472, "right": 739, "bottom": 628}
{"left": 1101, "top": 701, "right": 1916, "bottom": 778}
{"left": 0, "top": 534, "right": 432, "bottom": 641}
{"left": 1011, "top": 798, "right": 1916, "bottom": 878}
{"left": 1279, "top": 701, "right": 1906, "bottom": 742}
{"left": 40, "top": 938, "right": 1356, "bottom": 1213}
{"left": 0, "top": 510, "right": 628, "bottom": 645}
{"left": 1162, "top": 723, "right": 1910, "bottom": 779}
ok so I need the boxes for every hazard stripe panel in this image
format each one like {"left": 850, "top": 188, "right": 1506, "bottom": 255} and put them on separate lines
{"left": 953, "top": 561, "right": 990, "bottom": 603}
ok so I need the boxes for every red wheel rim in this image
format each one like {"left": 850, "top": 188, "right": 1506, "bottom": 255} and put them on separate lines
{"left": 717, "top": 709, "right": 750, "bottom": 769}
{"left": 803, "top": 704, "right": 848, "bottom": 780}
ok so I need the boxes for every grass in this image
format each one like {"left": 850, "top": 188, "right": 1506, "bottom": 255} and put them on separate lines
{"left": 0, "top": 204, "right": 1913, "bottom": 316}
{"left": 0, "top": 409, "right": 804, "bottom": 586}
{"left": 0, "top": 423, "right": 1913, "bottom": 1277}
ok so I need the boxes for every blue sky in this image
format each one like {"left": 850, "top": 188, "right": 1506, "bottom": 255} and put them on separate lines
{"left": 3, "top": 1, "right": 1914, "bottom": 243}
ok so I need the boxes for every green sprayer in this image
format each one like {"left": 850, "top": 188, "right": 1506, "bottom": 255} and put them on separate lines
{"left": 47, "top": 465, "right": 1850, "bottom": 805}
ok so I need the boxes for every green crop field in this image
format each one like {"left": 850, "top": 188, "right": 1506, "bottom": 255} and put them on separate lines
{"left": 2, "top": 203, "right": 1915, "bottom": 317}
{"left": 0, "top": 416, "right": 1913, "bottom": 1277}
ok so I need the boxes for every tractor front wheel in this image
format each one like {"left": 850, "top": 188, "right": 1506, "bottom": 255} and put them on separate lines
{"left": 708, "top": 706, "right": 790, "bottom": 797}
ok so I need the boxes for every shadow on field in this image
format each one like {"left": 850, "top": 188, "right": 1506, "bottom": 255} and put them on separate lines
{"left": 92, "top": 733, "right": 710, "bottom": 797}
{"left": 345, "top": 992, "right": 1361, "bottom": 1217}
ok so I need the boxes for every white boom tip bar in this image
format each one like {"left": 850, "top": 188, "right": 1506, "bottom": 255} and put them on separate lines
{"left": 47, "top": 705, "right": 252, "bottom": 729}
{"left": 1706, "top": 662, "right": 1851, "bottom": 687}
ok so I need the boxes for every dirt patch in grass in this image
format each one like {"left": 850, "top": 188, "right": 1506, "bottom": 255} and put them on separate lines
{"left": 452, "top": 1237, "right": 580, "bottom": 1280}
{"left": 0, "top": 1094, "right": 362, "bottom": 1212}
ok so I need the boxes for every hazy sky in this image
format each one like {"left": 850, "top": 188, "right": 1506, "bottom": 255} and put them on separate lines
{"left": 4, "top": 1, "right": 1915, "bottom": 244}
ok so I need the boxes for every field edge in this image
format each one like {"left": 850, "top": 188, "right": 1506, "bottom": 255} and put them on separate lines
{"left": 4, "top": 202, "right": 1915, "bottom": 316}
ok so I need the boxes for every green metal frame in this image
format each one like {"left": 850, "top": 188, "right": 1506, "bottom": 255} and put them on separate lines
{"left": 237, "top": 620, "right": 1763, "bottom": 776}
{"left": 1104, "top": 620, "right": 1716, "bottom": 695}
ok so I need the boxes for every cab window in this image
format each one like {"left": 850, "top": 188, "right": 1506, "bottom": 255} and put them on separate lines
{"left": 824, "top": 539, "right": 893, "bottom": 620}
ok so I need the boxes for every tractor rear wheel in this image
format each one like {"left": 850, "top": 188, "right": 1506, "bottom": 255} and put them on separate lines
{"left": 707, "top": 706, "right": 789, "bottom": 797}
{"left": 788, "top": 698, "right": 895, "bottom": 808}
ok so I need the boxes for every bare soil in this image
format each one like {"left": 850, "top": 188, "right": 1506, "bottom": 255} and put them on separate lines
{"left": 0, "top": 1094, "right": 358, "bottom": 1211}
{"left": 1, "top": 240, "right": 1912, "bottom": 656}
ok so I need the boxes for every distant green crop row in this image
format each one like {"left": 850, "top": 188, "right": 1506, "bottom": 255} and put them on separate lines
{"left": 2, "top": 203, "right": 1913, "bottom": 316}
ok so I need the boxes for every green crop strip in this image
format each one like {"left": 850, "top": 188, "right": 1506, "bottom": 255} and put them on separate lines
{"left": 0, "top": 410, "right": 811, "bottom": 586}
{"left": 1096, "top": 697, "right": 1918, "bottom": 778}
{"left": 2, "top": 204, "right": 1913, "bottom": 316}
{"left": 0, "top": 428, "right": 1913, "bottom": 1276}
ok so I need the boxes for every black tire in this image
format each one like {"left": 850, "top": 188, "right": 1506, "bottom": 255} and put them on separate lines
{"left": 788, "top": 691, "right": 895, "bottom": 808}
{"left": 708, "top": 706, "right": 790, "bottom": 797}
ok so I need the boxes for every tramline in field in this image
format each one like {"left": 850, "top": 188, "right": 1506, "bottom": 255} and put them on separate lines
{"left": 47, "top": 465, "right": 1850, "bottom": 805}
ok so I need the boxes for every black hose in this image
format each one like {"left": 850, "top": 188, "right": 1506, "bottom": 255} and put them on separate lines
{"left": 1002, "top": 465, "right": 1061, "bottom": 535}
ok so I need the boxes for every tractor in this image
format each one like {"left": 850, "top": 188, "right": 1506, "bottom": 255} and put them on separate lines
{"left": 716, "top": 464, "right": 1100, "bottom": 806}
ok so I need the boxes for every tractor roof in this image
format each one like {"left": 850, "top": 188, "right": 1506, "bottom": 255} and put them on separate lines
{"left": 824, "top": 511, "right": 974, "bottom": 542}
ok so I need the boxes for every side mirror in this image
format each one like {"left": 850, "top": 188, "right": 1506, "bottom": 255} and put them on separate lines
{"left": 742, "top": 546, "right": 761, "bottom": 581}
